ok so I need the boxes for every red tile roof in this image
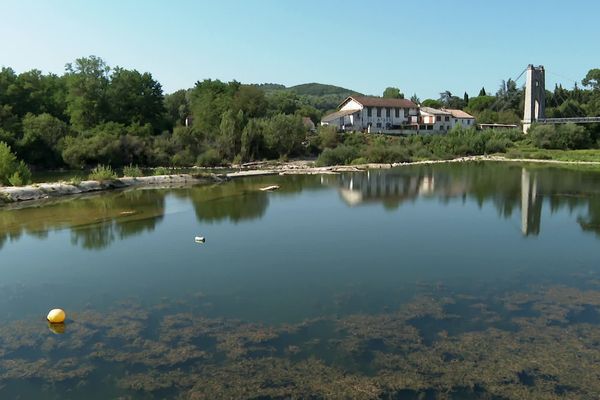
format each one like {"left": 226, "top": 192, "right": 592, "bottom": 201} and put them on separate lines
{"left": 342, "top": 96, "right": 418, "bottom": 109}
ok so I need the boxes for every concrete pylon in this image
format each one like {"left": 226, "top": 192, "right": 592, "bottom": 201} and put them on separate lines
{"left": 523, "top": 65, "right": 545, "bottom": 133}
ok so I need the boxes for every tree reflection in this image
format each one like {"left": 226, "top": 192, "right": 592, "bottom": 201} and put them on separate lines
{"left": 0, "top": 189, "right": 166, "bottom": 251}
{"left": 328, "top": 163, "right": 600, "bottom": 237}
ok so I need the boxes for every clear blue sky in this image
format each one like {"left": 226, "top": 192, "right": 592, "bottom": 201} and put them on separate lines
{"left": 1, "top": 0, "right": 599, "bottom": 99}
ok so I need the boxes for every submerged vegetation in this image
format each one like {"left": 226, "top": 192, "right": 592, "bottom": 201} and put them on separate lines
{"left": 1, "top": 279, "right": 600, "bottom": 399}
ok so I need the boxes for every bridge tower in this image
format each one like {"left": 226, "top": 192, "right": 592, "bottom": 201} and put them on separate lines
{"left": 523, "top": 65, "right": 545, "bottom": 133}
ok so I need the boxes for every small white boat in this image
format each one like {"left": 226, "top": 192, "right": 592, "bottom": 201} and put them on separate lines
{"left": 194, "top": 236, "right": 206, "bottom": 243}
{"left": 259, "top": 185, "right": 280, "bottom": 191}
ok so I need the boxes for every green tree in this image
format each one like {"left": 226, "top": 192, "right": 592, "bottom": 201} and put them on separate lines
{"left": 582, "top": 69, "right": 600, "bottom": 90}
{"left": 421, "top": 99, "right": 443, "bottom": 108}
{"left": 478, "top": 87, "right": 487, "bottom": 97}
{"left": 107, "top": 67, "right": 165, "bottom": 130}
{"left": 233, "top": 85, "right": 267, "bottom": 119}
{"left": 0, "top": 141, "right": 31, "bottom": 186}
{"left": 65, "top": 56, "right": 111, "bottom": 131}
{"left": 20, "top": 113, "right": 69, "bottom": 166}
{"left": 240, "top": 118, "right": 266, "bottom": 161}
{"left": 264, "top": 114, "right": 305, "bottom": 157}
{"left": 164, "top": 89, "right": 190, "bottom": 128}
{"left": 383, "top": 87, "right": 404, "bottom": 99}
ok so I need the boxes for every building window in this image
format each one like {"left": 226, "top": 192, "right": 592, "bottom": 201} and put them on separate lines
{"left": 367, "top": 107, "right": 372, "bottom": 117}
{"left": 436, "top": 116, "right": 441, "bottom": 122}
{"left": 376, "top": 122, "right": 382, "bottom": 128}
{"left": 445, "top": 116, "right": 450, "bottom": 121}
{"left": 395, "top": 108, "right": 400, "bottom": 118}
{"left": 467, "top": 120, "right": 471, "bottom": 125}
{"left": 386, "top": 108, "right": 391, "bottom": 118}
{"left": 404, "top": 108, "right": 409, "bottom": 117}
{"left": 376, "top": 107, "right": 382, "bottom": 117}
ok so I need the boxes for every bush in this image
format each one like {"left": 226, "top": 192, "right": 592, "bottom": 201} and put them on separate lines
{"left": 0, "top": 142, "right": 32, "bottom": 186}
{"left": 197, "top": 149, "right": 223, "bottom": 167}
{"left": 88, "top": 164, "right": 117, "bottom": 181}
{"left": 153, "top": 166, "right": 170, "bottom": 176}
{"left": 351, "top": 157, "right": 368, "bottom": 165}
{"left": 316, "top": 145, "right": 360, "bottom": 166}
{"left": 484, "top": 137, "right": 513, "bottom": 153}
{"left": 123, "top": 164, "right": 143, "bottom": 177}
{"left": 529, "top": 123, "right": 591, "bottom": 149}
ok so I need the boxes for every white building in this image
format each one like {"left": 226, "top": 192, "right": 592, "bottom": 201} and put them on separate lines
{"left": 321, "top": 96, "right": 419, "bottom": 133}
{"left": 418, "top": 107, "right": 452, "bottom": 132}
{"left": 418, "top": 107, "right": 475, "bottom": 133}
{"left": 444, "top": 109, "right": 476, "bottom": 129}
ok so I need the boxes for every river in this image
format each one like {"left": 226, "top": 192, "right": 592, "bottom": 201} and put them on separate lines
{"left": 1, "top": 162, "right": 600, "bottom": 399}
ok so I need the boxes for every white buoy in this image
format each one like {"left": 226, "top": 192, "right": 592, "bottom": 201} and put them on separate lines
{"left": 194, "top": 236, "right": 206, "bottom": 243}
{"left": 47, "top": 308, "right": 66, "bottom": 324}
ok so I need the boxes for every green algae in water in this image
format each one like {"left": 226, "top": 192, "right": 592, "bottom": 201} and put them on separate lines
{"left": 1, "top": 163, "right": 600, "bottom": 398}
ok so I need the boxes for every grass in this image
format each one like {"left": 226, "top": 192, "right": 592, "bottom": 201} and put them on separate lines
{"left": 123, "top": 164, "right": 143, "bottom": 177}
{"left": 88, "top": 164, "right": 118, "bottom": 181}
{"left": 504, "top": 144, "right": 600, "bottom": 163}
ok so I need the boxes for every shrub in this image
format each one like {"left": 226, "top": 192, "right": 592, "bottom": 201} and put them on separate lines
{"left": 197, "top": 149, "right": 223, "bottom": 167}
{"left": 153, "top": 166, "right": 170, "bottom": 176}
{"left": 529, "top": 123, "right": 591, "bottom": 149}
{"left": 0, "top": 142, "right": 32, "bottom": 186}
{"left": 484, "top": 137, "right": 513, "bottom": 153}
{"left": 351, "top": 157, "right": 368, "bottom": 165}
{"left": 88, "top": 164, "right": 117, "bottom": 181}
{"left": 123, "top": 164, "right": 143, "bottom": 177}
{"left": 316, "top": 145, "right": 360, "bottom": 166}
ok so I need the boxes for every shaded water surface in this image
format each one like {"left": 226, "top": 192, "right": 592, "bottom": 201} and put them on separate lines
{"left": 1, "top": 162, "right": 600, "bottom": 399}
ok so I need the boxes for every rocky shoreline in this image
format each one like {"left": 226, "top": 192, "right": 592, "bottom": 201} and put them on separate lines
{"left": 2, "top": 155, "right": 600, "bottom": 205}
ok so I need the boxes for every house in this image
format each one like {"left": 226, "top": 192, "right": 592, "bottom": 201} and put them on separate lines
{"left": 321, "top": 96, "right": 419, "bottom": 133}
{"left": 443, "top": 109, "right": 475, "bottom": 129}
{"left": 418, "top": 107, "right": 476, "bottom": 133}
{"left": 418, "top": 107, "right": 452, "bottom": 132}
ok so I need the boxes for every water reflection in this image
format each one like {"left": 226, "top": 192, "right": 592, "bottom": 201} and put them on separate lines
{"left": 0, "top": 189, "right": 166, "bottom": 250}
{"left": 2, "top": 164, "right": 600, "bottom": 251}
{"left": 327, "top": 162, "right": 600, "bottom": 237}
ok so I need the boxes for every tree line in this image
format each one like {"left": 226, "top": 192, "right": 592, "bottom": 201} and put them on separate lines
{"left": 1, "top": 56, "right": 600, "bottom": 186}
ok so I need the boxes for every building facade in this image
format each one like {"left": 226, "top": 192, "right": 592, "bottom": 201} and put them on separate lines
{"left": 321, "top": 96, "right": 419, "bottom": 133}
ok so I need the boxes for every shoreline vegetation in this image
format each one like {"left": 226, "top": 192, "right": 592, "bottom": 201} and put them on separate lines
{"left": 3, "top": 155, "right": 600, "bottom": 205}
{"left": 1, "top": 57, "right": 600, "bottom": 191}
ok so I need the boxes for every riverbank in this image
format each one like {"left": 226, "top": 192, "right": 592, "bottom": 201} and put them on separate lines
{"left": 3, "top": 155, "right": 600, "bottom": 205}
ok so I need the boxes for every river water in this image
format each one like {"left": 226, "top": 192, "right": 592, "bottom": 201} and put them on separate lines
{"left": 1, "top": 162, "right": 600, "bottom": 399}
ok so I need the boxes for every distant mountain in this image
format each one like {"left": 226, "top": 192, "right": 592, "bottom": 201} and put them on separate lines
{"left": 287, "top": 83, "right": 361, "bottom": 97}
{"left": 253, "top": 82, "right": 362, "bottom": 112}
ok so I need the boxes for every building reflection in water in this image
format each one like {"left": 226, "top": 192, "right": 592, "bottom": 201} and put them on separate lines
{"left": 521, "top": 168, "right": 541, "bottom": 236}
{"left": 325, "top": 165, "right": 600, "bottom": 238}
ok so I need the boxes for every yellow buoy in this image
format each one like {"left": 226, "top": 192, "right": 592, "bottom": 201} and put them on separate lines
{"left": 47, "top": 308, "right": 66, "bottom": 324}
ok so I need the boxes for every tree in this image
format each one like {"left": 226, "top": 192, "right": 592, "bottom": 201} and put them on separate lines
{"left": 383, "top": 87, "right": 404, "bottom": 99}
{"left": 233, "top": 85, "right": 267, "bottom": 119}
{"left": 240, "top": 118, "right": 266, "bottom": 161}
{"left": 463, "top": 92, "right": 469, "bottom": 104}
{"left": 410, "top": 94, "right": 420, "bottom": 104}
{"left": 164, "top": 89, "right": 190, "bottom": 128}
{"left": 264, "top": 114, "right": 305, "bottom": 157}
{"left": 20, "top": 113, "right": 69, "bottom": 166}
{"left": 422, "top": 99, "right": 443, "bottom": 108}
{"left": 0, "top": 141, "right": 31, "bottom": 186}
{"left": 478, "top": 87, "right": 487, "bottom": 97}
{"left": 582, "top": 69, "right": 600, "bottom": 90}
{"left": 107, "top": 67, "right": 165, "bottom": 130}
{"left": 65, "top": 56, "right": 111, "bottom": 130}
{"left": 190, "top": 79, "right": 238, "bottom": 135}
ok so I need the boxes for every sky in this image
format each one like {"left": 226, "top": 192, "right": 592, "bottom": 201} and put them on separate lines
{"left": 1, "top": 0, "right": 599, "bottom": 99}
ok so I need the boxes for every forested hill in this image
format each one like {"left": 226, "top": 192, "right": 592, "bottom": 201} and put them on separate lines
{"left": 253, "top": 82, "right": 362, "bottom": 114}
{"left": 287, "top": 83, "right": 360, "bottom": 97}
{"left": 254, "top": 82, "right": 360, "bottom": 97}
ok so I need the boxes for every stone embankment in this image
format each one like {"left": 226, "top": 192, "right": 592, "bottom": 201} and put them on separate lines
{"left": 3, "top": 155, "right": 600, "bottom": 205}
{"left": 0, "top": 174, "right": 221, "bottom": 204}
